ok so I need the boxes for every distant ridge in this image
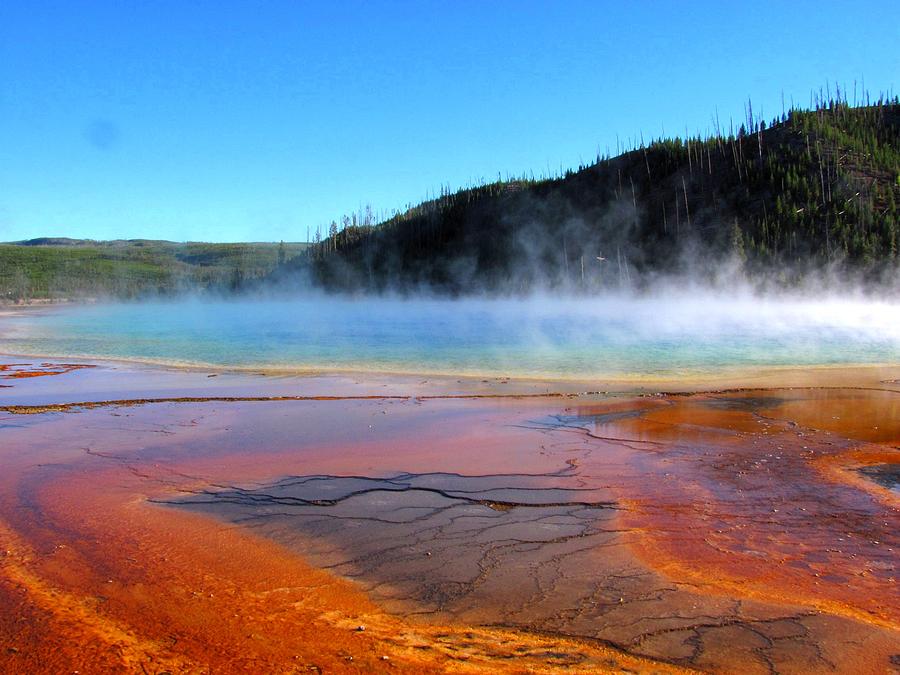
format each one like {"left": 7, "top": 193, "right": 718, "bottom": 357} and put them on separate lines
{"left": 0, "top": 239, "right": 307, "bottom": 302}
{"left": 12, "top": 237, "right": 93, "bottom": 247}
{"left": 8, "top": 238, "right": 301, "bottom": 247}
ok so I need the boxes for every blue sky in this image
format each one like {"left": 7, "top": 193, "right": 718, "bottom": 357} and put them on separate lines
{"left": 1, "top": 1, "right": 897, "bottom": 243}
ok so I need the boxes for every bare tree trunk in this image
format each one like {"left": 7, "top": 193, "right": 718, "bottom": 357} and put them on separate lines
{"left": 682, "top": 177, "right": 691, "bottom": 228}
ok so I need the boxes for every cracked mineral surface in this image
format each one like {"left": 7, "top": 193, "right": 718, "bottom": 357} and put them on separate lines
{"left": 0, "top": 360, "right": 898, "bottom": 673}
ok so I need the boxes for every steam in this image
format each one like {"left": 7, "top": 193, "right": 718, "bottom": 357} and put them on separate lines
{"left": 299, "top": 181, "right": 900, "bottom": 297}
{"left": 3, "top": 287, "right": 898, "bottom": 379}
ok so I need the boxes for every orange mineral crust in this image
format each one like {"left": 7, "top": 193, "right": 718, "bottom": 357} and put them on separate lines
{"left": 0, "top": 398, "right": 688, "bottom": 674}
{"left": 566, "top": 391, "right": 900, "bottom": 669}
{"left": 0, "top": 362, "right": 898, "bottom": 673}
{"left": 0, "top": 362, "right": 96, "bottom": 379}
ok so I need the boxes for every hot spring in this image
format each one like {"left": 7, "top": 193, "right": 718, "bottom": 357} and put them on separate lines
{"left": 1, "top": 293, "right": 898, "bottom": 378}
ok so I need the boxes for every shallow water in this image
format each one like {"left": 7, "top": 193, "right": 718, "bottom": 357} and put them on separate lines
{"left": 859, "top": 464, "right": 900, "bottom": 495}
{"left": 1, "top": 294, "right": 899, "bottom": 377}
{"left": 1, "top": 361, "right": 898, "bottom": 673}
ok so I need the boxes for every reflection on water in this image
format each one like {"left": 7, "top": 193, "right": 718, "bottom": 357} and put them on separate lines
{"left": 1, "top": 294, "right": 899, "bottom": 377}
{"left": 859, "top": 464, "right": 900, "bottom": 495}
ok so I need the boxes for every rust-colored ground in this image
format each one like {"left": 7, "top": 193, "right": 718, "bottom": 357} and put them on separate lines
{"left": 0, "top": 361, "right": 898, "bottom": 673}
{"left": 0, "top": 362, "right": 96, "bottom": 379}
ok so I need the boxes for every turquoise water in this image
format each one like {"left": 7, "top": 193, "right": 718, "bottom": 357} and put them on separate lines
{"left": 1, "top": 295, "right": 898, "bottom": 378}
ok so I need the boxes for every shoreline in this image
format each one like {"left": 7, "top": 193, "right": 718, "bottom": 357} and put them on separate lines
{"left": 2, "top": 350, "right": 900, "bottom": 396}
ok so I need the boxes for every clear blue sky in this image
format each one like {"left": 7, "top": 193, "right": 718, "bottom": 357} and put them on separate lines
{"left": 1, "top": 1, "right": 897, "bottom": 243}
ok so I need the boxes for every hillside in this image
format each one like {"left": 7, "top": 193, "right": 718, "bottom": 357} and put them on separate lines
{"left": 5, "top": 97, "right": 898, "bottom": 301}
{"left": 0, "top": 239, "right": 307, "bottom": 302}
{"left": 300, "top": 97, "right": 900, "bottom": 292}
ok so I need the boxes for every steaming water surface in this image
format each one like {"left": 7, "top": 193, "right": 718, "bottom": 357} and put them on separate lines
{"left": 1, "top": 296, "right": 898, "bottom": 378}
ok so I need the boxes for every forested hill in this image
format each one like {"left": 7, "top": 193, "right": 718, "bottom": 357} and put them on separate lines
{"left": 0, "top": 239, "right": 307, "bottom": 302}
{"left": 300, "top": 97, "right": 900, "bottom": 292}
{"left": 5, "top": 98, "right": 898, "bottom": 302}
